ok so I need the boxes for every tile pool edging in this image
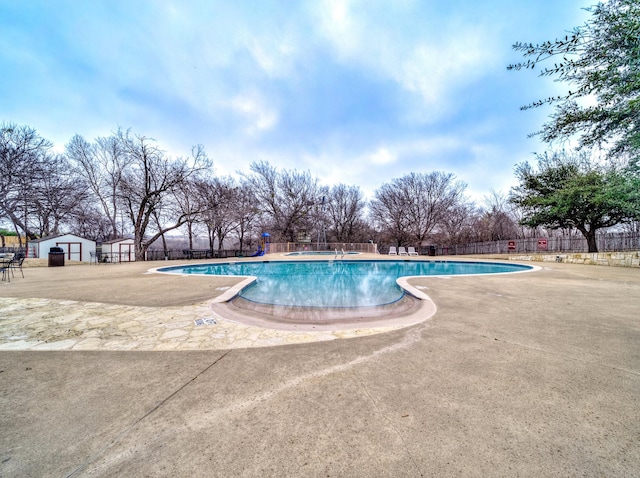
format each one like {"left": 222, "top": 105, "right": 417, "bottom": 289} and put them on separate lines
{"left": 396, "top": 277, "right": 432, "bottom": 300}
{"left": 147, "top": 263, "right": 258, "bottom": 303}
{"left": 211, "top": 276, "right": 258, "bottom": 303}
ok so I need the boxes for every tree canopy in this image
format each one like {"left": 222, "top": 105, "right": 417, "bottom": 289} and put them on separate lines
{"left": 509, "top": 151, "right": 639, "bottom": 252}
{"left": 508, "top": 0, "right": 640, "bottom": 159}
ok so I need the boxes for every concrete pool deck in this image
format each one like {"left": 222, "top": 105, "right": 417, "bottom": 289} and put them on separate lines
{"left": 1, "top": 255, "right": 639, "bottom": 476}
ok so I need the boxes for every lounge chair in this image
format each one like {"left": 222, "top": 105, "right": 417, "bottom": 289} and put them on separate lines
{"left": 388, "top": 246, "right": 397, "bottom": 255}
{"left": 398, "top": 246, "right": 408, "bottom": 255}
{"left": 407, "top": 246, "right": 418, "bottom": 256}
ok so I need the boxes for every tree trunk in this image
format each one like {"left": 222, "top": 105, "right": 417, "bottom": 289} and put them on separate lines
{"left": 207, "top": 225, "right": 214, "bottom": 255}
{"left": 578, "top": 226, "right": 599, "bottom": 253}
{"left": 217, "top": 227, "right": 225, "bottom": 252}
{"left": 134, "top": 233, "right": 146, "bottom": 261}
{"left": 585, "top": 231, "right": 598, "bottom": 253}
{"left": 160, "top": 232, "right": 168, "bottom": 258}
{"left": 187, "top": 222, "right": 194, "bottom": 250}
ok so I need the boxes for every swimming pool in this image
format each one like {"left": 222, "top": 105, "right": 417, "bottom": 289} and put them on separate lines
{"left": 158, "top": 260, "right": 532, "bottom": 308}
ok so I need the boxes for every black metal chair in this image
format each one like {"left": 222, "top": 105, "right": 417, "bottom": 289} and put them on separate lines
{"left": 1, "top": 257, "right": 13, "bottom": 282}
{"left": 9, "top": 253, "right": 25, "bottom": 278}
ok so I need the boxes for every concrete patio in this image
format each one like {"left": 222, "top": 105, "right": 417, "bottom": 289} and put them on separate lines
{"left": 1, "top": 256, "right": 638, "bottom": 476}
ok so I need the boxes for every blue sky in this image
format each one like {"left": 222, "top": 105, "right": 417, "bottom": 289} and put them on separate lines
{"left": 1, "top": 0, "right": 592, "bottom": 202}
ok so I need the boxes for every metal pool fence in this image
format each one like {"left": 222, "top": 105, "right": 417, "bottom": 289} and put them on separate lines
{"left": 268, "top": 242, "right": 378, "bottom": 254}
{"left": 144, "top": 242, "right": 378, "bottom": 260}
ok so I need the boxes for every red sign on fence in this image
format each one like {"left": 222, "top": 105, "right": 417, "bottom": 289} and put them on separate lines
{"left": 507, "top": 240, "right": 516, "bottom": 251}
{"left": 538, "top": 238, "right": 548, "bottom": 250}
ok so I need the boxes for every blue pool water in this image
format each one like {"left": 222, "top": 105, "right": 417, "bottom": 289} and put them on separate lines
{"left": 159, "top": 260, "right": 532, "bottom": 308}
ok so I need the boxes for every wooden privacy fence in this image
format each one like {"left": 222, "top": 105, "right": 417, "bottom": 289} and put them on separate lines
{"left": 436, "top": 232, "right": 640, "bottom": 256}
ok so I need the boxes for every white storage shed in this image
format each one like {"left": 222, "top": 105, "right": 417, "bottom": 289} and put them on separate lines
{"left": 101, "top": 238, "right": 136, "bottom": 262}
{"left": 28, "top": 234, "right": 96, "bottom": 263}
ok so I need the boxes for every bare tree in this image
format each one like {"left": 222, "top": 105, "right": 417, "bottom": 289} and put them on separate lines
{"left": 197, "top": 176, "right": 239, "bottom": 253}
{"left": 31, "top": 154, "right": 88, "bottom": 237}
{"left": 116, "top": 131, "right": 210, "bottom": 260}
{"left": 325, "top": 184, "right": 367, "bottom": 243}
{"left": 173, "top": 177, "right": 204, "bottom": 251}
{"left": 68, "top": 202, "right": 113, "bottom": 241}
{"left": 66, "top": 133, "right": 126, "bottom": 239}
{"left": 437, "top": 201, "right": 479, "bottom": 245}
{"left": 241, "top": 161, "right": 320, "bottom": 242}
{"left": 0, "top": 122, "right": 52, "bottom": 241}
{"left": 234, "top": 180, "right": 259, "bottom": 251}
{"left": 476, "top": 190, "right": 520, "bottom": 241}
{"left": 369, "top": 181, "right": 412, "bottom": 247}
{"left": 370, "top": 172, "right": 467, "bottom": 247}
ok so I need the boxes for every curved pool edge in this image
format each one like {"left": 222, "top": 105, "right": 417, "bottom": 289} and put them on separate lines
{"left": 211, "top": 276, "right": 258, "bottom": 303}
{"left": 147, "top": 263, "right": 259, "bottom": 303}
{"left": 208, "top": 292, "right": 438, "bottom": 333}
{"left": 396, "top": 277, "right": 432, "bottom": 300}
{"left": 397, "top": 262, "right": 541, "bottom": 299}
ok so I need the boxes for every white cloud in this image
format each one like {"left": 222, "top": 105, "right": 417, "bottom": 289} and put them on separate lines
{"left": 227, "top": 93, "right": 279, "bottom": 134}
{"left": 316, "top": 0, "right": 363, "bottom": 59}
{"left": 396, "top": 32, "right": 498, "bottom": 122}
{"left": 312, "top": 1, "right": 499, "bottom": 123}
{"left": 369, "top": 147, "right": 397, "bottom": 165}
{"left": 245, "top": 37, "right": 296, "bottom": 78}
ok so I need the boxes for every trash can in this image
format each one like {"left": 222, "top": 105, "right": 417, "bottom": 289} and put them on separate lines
{"left": 48, "top": 247, "right": 65, "bottom": 267}
{"left": 428, "top": 245, "right": 436, "bottom": 256}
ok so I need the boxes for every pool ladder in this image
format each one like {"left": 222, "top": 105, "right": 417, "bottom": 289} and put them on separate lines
{"left": 334, "top": 248, "right": 345, "bottom": 260}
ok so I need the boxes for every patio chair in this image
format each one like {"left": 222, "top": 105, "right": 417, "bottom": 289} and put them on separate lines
{"left": 9, "top": 253, "right": 25, "bottom": 278}
{"left": 388, "top": 246, "right": 397, "bottom": 255}
{"left": 1, "top": 257, "right": 12, "bottom": 282}
{"left": 398, "top": 246, "right": 408, "bottom": 255}
{"left": 407, "top": 246, "right": 418, "bottom": 256}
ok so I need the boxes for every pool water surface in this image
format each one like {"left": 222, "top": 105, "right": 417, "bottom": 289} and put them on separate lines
{"left": 158, "top": 260, "right": 532, "bottom": 308}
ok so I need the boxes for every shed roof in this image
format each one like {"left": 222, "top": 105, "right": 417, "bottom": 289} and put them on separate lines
{"left": 28, "top": 233, "right": 67, "bottom": 243}
{"left": 102, "top": 238, "right": 134, "bottom": 244}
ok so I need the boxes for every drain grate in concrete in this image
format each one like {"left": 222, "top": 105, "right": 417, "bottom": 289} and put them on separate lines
{"left": 194, "top": 317, "right": 217, "bottom": 326}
